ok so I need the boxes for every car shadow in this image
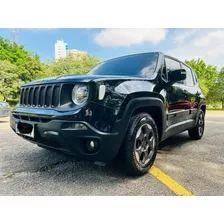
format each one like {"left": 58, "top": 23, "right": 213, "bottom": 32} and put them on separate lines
{"left": 6, "top": 133, "right": 193, "bottom": 186}
{"left": 1, "top": 131, "right": 195, "bottom": 196}
{"left": 158, "top": 132, "right": 192, "bottom": 152}
{"left": 10, "top": 145, "right": 132, "bottom": 181}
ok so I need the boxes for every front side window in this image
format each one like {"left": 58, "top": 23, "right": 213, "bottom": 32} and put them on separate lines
{"left": 165, "top": 57, "right": 184, "bottom": 84}
{"left": 88, "top": 53, "right": 158, "bottom": 77}
{"left": 182, "top": 64, "right": 194, "bottom": 86}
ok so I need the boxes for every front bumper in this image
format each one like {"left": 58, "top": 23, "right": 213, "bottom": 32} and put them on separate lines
{"left": 10, "top": 113, "right": 122, "bottom": 162}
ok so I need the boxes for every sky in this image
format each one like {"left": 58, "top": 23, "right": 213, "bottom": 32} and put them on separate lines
{"left": 0, "top": 28, "right": 224, "bottom": 68}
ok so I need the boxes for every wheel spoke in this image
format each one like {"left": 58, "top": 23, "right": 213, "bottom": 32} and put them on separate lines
{"left": 141, "top": 153, "right": 146, "bottom": 164}
{"left": 135, "top": 145, "right": 144, "bottom": 163}
{"left": 143, "top": 125, "right": 152, "bottom": 138}
{"left": 136, "top": 128, "right": 144, "bottom": 141}
{"left": 148, "top": 135, "right": 155, "bottom": 149}
{"left": 135, "top": 150, "right": 142, "bottom": 162}
{"left": 144, "top": 150, "right": 150, "bottom": 164}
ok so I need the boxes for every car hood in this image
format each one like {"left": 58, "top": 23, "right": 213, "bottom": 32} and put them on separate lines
{"left": 22, "top": 74, "right": 148, "bottom": 86}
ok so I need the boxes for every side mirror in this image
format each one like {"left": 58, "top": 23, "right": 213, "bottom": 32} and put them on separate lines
{"left": 168, "top": 69, "right": 186, "bottom": 84}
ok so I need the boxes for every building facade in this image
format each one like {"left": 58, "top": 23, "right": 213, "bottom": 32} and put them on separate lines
{"left": 68, "top": 49, "right": 87, "bottom": 59}
{"left": 54, "top": 40, "right": 68, "bottom": 60}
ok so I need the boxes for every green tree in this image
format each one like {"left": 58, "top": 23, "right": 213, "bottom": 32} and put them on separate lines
{"left": 45, "top": 55, "right": 101, "bottom": 77}
{"left": 16, "top": 55, "right": 45, "bottom": 82}
{"left": 185, "top": 59, "right": 219, "bottom": 97}
{"left": 0, "top": 37, "right": 30, "bottom": 64}
{"left": 0, "top": 60, "right": 23, "bottom": 101}
{"left": 207, "top": 68, "right": 224, "bottom": 109}
{"left": 0, "top": 37, "right": 44, "bottom": 83}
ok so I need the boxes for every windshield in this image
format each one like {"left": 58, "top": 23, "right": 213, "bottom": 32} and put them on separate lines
{"left": 88, "top": 53, "right": 158, "bottom": 76}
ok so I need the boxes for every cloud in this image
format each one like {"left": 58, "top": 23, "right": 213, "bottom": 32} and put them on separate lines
{"left": 193, "top": 30, "right": 224, "bottom": 49}
{"left": 95, "top": 28, "right": 166, "bottom": 47}
{"left": 167, "top": 29, "right": 224, "bottom": 68}
{"left": 172, "top": 29, "right": 198, "bottom": 45}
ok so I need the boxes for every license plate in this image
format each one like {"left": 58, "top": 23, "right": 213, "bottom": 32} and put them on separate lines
{"left": 15, "top": 121, "right": 35, "bottom": 138}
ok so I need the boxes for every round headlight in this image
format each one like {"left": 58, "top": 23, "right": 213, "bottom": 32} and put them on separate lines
{"left": 71, "top": 84, "right": 89, "bottom": 105}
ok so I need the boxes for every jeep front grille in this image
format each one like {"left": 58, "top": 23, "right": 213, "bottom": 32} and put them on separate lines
{"left": 20, "top": 84, "right": 61, "bottom": 108}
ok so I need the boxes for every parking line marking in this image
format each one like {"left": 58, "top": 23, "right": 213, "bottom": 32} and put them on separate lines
{"left": 148, "top": 166, "right": 194, "bottom": 196}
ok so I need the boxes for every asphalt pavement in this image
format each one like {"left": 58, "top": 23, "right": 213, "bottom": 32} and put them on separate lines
{"left": 0, "top": 111, "right": 223, "bottom": 196}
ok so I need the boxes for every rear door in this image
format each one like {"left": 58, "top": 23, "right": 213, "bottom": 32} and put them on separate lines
{"left": 181, "top": 63, "right": 198, "bottom": 120}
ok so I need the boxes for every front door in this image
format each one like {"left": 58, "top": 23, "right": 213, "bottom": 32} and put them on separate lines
{"left": 164, "top": 57, "right": 191, "bottom": 137}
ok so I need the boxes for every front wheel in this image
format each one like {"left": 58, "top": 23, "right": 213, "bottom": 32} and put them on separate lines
{"left": 122, "top": 113, "right": 159, "bottom": 176}
{"left": 188, "top": 109, "right": 205, "bottom": 140}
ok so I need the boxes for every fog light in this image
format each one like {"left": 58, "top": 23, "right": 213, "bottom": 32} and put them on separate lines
{"left": 90, "top": 141, "right": 95, "bottom": 148}
{"left": 86, "top": 139, "right": 99, "bottom": 152}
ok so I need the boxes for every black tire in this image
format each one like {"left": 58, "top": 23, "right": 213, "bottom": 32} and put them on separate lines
{"left": 121, "top": 113, "right": 159, "bottom": 176}
{"left": 188, "top": 109, "right": 205, "bottom": 140}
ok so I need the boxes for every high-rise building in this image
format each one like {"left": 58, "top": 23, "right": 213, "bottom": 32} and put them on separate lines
{"left": 68, "top": 49, "right": 87, "bottom": 59}
{"left": 54, "top": 40, "right": 68, "bottom": 60}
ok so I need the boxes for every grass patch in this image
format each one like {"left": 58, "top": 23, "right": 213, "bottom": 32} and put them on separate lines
{"left": 207, "top": 108, "right": 224, "bottom": 111}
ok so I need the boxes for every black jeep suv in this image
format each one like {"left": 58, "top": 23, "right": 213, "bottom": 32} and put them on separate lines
{"left": 10, "top": 52, "right": 206, "bottom": 176}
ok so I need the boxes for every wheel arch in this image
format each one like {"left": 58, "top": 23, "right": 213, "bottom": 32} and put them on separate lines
{"left": 194, "top": 103, "right": 206, "bottom": 127}
{"left": 132, "top": 106, "right": 164, "bottom": 141}
{"left": 113, "top": 97, "right": 166, "bottom": 142}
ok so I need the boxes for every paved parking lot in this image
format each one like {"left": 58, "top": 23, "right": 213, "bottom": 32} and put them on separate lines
{"left": 0, "top": 111, "right": 224, "bottom": 196}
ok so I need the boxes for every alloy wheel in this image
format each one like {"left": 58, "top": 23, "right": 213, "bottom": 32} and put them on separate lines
{"left": 134, "top": 123, "right": 155, "bottom": 167}
{"left": 198, "top": 112, "right": 204, "bottom": 136}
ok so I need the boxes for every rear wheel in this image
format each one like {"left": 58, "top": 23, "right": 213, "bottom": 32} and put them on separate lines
{"left": 188, "top": 109, "right": 205, "bottom": 140}
{"left": 122, "top": 113, "right": 159, "bottom": 176}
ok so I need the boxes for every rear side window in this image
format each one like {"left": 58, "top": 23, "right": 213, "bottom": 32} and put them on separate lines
{"left": 165, "top": 57, "right": 184, "bottom": 84}
{"left": 182, "top": 64, "right": 194, "bottom": 86}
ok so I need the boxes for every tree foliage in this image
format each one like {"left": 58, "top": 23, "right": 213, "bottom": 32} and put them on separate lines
{"left": 185, "top": 59, "right": 219, "bottom": 97}
{"left": 207, "top": 68, "right": 224, "bottom": 109}
{"left": 44, "top": 55, "right": 101, "bottom": 77}
{"left": 0, "top": 37, "right": 44, "bottom": 83}
{"left": 0, "top": 60, "right": 23, "bottom": 101}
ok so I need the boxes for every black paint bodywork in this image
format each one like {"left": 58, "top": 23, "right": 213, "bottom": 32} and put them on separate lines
{"left": 10, "top": 52, "right": 206, "bottom": 162}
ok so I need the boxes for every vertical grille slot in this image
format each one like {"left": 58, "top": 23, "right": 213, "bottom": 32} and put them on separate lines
{"left": 22, "top": 88, "right": 26, "bottom": 105}
{"left": 20, "top": 88, "right": 24, "bottom": 105}
{"left": 52, "top": 85, "right": 60, "bottom": 107}
{"left": 39, "top": 86, "right": 45, "bottom": 106}
{"left": 19, "top": 84, "right": 61, "bottom": 108}
{"left": 45, "top": 86, "right": 52, "bottom": 107}
{"left": 28, "top": 87, "right": 34, "bottom": 106}
{"left": 33, "top": 87, "right": 39, "bottom": 106}
{"left": 25, "top": 88, "right": 29, "bottom": 106}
